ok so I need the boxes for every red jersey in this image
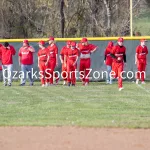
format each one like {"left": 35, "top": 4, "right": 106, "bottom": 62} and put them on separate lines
{"left": 78, "top": 43, "right": 97, "bottom": 54}
{"left": 19, "top": 46, "right": 34, "bottom": 65}
{"left": 0, "top": 45, "right": 16, "bottom": 65}
{"left": 0, "top": 44, "right": 2, "bottom": 60}
{"left": 105, "top": 46, "right": 113, "bottom": 66}
{"left": 136, "top": 45, "right": 148, "bottom": 61}
{"left": 47, "top": 44, "right": 58, "bottom": 58}
{"left": 38, "top": 48, "right": 49, "bottom": 62}
{"left": 112, "top": 45, "right": 126, "bottom": 63}
{"left": 65, "top": 48, "right": 79, "bottom": 62}
{"left": 60, "top": 46, "right": 70, "bottom": 61}
{"left": 0, "top": 44, "right": 2, "bottom": 70}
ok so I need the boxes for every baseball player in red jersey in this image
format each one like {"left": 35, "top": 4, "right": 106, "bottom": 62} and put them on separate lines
{"left": 38, "top": 40, "right": 50, "bottom": 87}
{"left": 135, "top": 39, "right": 148, "bottom": 84}
{"left": 0, "top": 42, "right": 16, "bottom": 86}
{"left": 19, "top": 40, "right": 35, "bottom": 86}
{"left": 64, "top": 41, "right": 79, "bottom": 86}
{"left": 104, "top": 41, "right": 114, "bottom": 84}
{"left": 111, "top": 37, "right": 126, "bottom": 91}
{"left": 59, "top": 41, "right": 71, "bottom": 85}
{"left": 78, "top": 38, "right": 97, "bottom": 86}
{"left": 47, "top": 36, "right": 58, "bottom": 85}
{"left": 0, "top": 44, "right": 2, "bottom": 71}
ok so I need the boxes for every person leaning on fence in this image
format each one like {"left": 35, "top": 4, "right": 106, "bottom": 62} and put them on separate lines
{"left": 0, "top": 42, "right": 16, "bottom": 86}
{"left": 104, "top": 41, "right": 114, "bottom": 84}
{"left": 18, "top": 40, "right": 35, "bottom": 86}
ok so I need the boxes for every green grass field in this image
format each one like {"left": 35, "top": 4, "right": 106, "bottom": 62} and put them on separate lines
{"left": 133, "top": 10, "right": 150, "bottom": 36}
{"left": 0, "top": 81, "right": 150, "bottom": 128}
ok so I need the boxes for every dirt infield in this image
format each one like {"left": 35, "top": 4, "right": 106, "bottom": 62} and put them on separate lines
{"left": 0, "top": 127, "right": 150, "bottom": 150}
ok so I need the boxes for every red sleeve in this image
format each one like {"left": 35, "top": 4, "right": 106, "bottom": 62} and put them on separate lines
{"left": 76, "top": 49, "right": 79, "bottom": 56}
{"left": 55, "top": 45, "right": 58, "bottom": 54}
{"left": 89, "top": 44, "right": 97, "bottom": 51}
{"left": 11, "top": 46, "right": 16, "bottom": 55}
{"left": 46, "top": 48, "right": 49, "bottom": 56}
{"left": 104, "top": 48, "right": 108, "bottom": 55}
{"left": 111, "top": 46, "right": 116, "bottom": 54}
{"left": 65, "top": 49, "right": 68, "bottom": 56}
{"left": 124, "top": 46, "right": 126, "bottom": 54}
{"left": 0, "top": 48, "right": 2, "bottom": 59}
{"left": 60, "top": 47, "right": 65, "bottom": 55}
{"left": 136, "top": 46, "right": 139, "bottom": 54}
{"left": 37, "top": 50, "right": 40, "bottom": 57}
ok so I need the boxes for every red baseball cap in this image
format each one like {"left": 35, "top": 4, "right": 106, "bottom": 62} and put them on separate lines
{"left": 66, "top": 40, "right": 72, "bottom": 46}
{"left": 118, "top": 37, "right": 124, "bottom": 42}
{"left": 108, "top": 41, "right": 113, "bottom": 47}
{"left": 23, "top": 39, "right": 29, "bottom": 44}
{"left": 81, "top": 38, "right": 88, "bottom": 43}
{"left": 48, "top": 36, "right": 54, "bottom": 41}
{"left": 71, "top": 41, "right": 76, "bottom": 47}
{"left": 140, "top": 39, "right": 147, "bottom": 42}
{"left": 39, "top": 40, "right": 45, "bottom": 45}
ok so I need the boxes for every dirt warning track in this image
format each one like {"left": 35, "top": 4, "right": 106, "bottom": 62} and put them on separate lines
{"left": 0, "top": 127, "right": 150, "bottom": 150}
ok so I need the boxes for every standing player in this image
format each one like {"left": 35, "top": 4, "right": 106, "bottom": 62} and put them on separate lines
{"left": 0, "top": 42, "right": 16, "bottom": 86}
{"left": 78, "top": 38, "right": 97, "bottom": 86}
{"left": 135, "top": 39, "right": 148, "bottom": 84}
{"left": 64, "top": 41, "right": 79, "bottom": 86}
{"left": 47, "top": 36, "right": 58, "bottom": 85}
{"left": 59, "top": 41, "right": 71, "bottom": 85}
{"left": 18, "top": 40, "right": 35, "bottom": 86}
{"left": 104, "top": 41, "right": 114, "bottom": 84}
{"left": 38, "top": 40, "right": 50, "bottom": 87}
{"left": 111, "top": 37, "right": 126, "bottom": 91}
{"left": 0, "top": 44, "right": 2, "bottom": 71}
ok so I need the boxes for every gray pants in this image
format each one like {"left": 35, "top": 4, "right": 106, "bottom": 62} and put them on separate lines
{"left": 2, "top": 64, "right": 13, "bottom": 84}
{"left": 106, "top": 65, "right": 112, "bottom": 84}
{"left": 21, "top": 65, "right": 33, "bottom": 84}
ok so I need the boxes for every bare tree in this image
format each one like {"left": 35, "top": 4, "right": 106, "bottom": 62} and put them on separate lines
{"left": 60, "top": 0, "right": 65, "bottom": 38}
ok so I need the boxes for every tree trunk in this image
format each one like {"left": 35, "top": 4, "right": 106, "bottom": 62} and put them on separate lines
{"left": 103, "top": 0, "right": 111, "bottom": 36}
{"left": 60, "top": 0, "right": 65, "bottom": 38}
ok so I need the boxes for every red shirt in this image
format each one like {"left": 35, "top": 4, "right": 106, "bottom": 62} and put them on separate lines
{"left": 0, "top": 45, "right": 16, "bottom": 65}
{"left": 38, "top": 48, "right": 49, "bottom": 62}
{"left": 78, "top": 43, "right": 97, "bottom": 54}
{"left": 136, "top": 45, "right": 148, "bottom": 60}
{"left": 105, "top": 46, "right": 113, "bottom": 66}
{"left": 65, "top": 48, "right": 79, "bottom": 62}
{"left": 47, "top": 44, "right": 58, "bottom": 59}
{"left": 60, "top": 46, "right": 69, "bottom": 62}
{"left": 19, "top": 46, "right": 34, "bottom": 65}
{"left": 0, "top": 44, "right": 2, "bottom": 70}
{"left": 112, "top": 45, "right": 126, "bottom": 63}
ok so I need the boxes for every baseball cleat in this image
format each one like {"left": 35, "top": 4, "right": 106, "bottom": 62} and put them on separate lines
{"left": 41, "top": 84, "right": 45, "bottom": 87}
{"left": 141, "top": 81, "right": 146, "bottom": 84}
{"left": 119, "top": 87, "right": 124, "bottom": 91}
{"left": 136, "top": 79, "right": 139, "bottom": 84}
{"left": 8, "top": 83, "right": 12, "bottom": 86}
{"left": 45, "top": 83, "right": 50, "bottom": 87}
{"left": 84, "top": 82, "right": 89, "bottom": 86}
{"left": 20, "top": 83, "right": 25, "bottom": 86}
{"left": 68, "top": 82, "right": 71, "bottom": 87}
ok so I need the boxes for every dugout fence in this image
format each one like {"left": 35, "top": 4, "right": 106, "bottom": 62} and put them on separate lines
{"left": 0, "top": 36, "right": 150, "bottom": 81}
